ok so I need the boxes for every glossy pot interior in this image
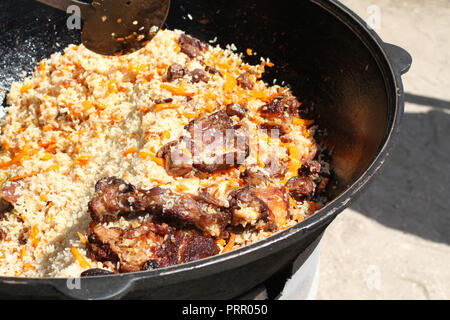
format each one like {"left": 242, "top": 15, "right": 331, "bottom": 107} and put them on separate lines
{"left": 0, "top": 0, "right": 405, "bottom": 299}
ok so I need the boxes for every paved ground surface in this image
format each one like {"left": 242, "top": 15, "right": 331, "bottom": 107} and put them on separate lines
{"left": 317, "top": 0, "right": 450, "bottom": 300}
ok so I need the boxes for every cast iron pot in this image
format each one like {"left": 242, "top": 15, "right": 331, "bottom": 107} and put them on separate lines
{"left": 0, "top": 0, "right": 411, "bottom": 299}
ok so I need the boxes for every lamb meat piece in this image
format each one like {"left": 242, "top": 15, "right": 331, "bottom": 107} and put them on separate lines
{"left": 87, "top": 222, "right": 219, "bottom": 273}
{"left": 88, "top": 177, "right": 231, "bottom": 237}
{"left": 0, "top": 227, "right": 7, "bottom": 241}
{"left": 286, "top": 176, "right": 316, "bottom": 201}
{"left": 186, "top": 111, "right": 250, "bottom": 173}
{"left": 205, "top": 66, "right": 223, "bottom": 77}
{"left": 258, "top": 95, "right": 302, "bottom": 119}
{"left": 177, "top": 233, "right": 219, "bottom": 263}
{"left": 157, "top": 140, "right": 193, "bottom": 177}
{"left": 301, "top": 142, "right": 319, "bottom": 164}
{"left": 189, "top": 69, "right": 209, "bottom": 83}
{"left": 0, "top": 181, "right": 20, "bottom": 217}
{"left": 229, "top": 186, "right": 288, "bottom": 229}
{"left": 154, "top": 97, "right": 174, "bottom": 105}
{"left": 86, "top": 224, "right": 122, "bottom": 264}
{"left": 264, "top": 158, "right": 289, "bottom": 178}
{"left": 88, "top": 177, "right": 146, "bottom": 223}
{"left": 144, "top": 188, "right": 231, "bottom": 237}
{"left": 240, "top": 166, "right": 269, "bottom": 186}
{"left": 252, "top": 187, "right": 289, "bottom": 229}
{"left": 259, "top": 122, "right": 291, "bottom": 137}
{"left": 166, "top": 63, "right": 186, "bottom": 82}
{"left": 237, "top": 72, "right": 254, "bottom": 90}
{"left": 179, "top": 34, "right": 208, "bottom": 58}
{"left": 298, "top": 160, "right": 321, "bottom": 177}
{"left": 226, "top": 103, "right": 247, "bottom": 119}
{"left": 0, "top": 181, "right": 20, "bottom": 205}
{"left": 87, "top": 222, "right": 170, "bottom": 273}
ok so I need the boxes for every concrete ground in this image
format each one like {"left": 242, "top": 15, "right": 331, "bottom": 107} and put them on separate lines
{"left": 317, "top": 0, "right": 450, "bottom": 300}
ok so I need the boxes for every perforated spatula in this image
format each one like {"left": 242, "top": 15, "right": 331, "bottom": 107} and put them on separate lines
{"left": 36, "top": 0, "right": 170, "bottom": 56}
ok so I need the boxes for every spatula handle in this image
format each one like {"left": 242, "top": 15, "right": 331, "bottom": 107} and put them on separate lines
{"left": 36, "top": 0, "right": 94, "bottom": 18}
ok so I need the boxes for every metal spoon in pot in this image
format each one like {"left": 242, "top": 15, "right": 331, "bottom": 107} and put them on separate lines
{"left": 36, "top": 0, "right": 171, "bottom": 56}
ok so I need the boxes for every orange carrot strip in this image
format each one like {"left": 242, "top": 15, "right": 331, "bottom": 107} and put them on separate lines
{"left": 70, "top": 247, "right": 91, "bottom": 269}
{"left": 0, "top": 143, "right": 30, "bottom": 169}
{"left": 123, "top": 147, "right": 137, "bottom": 157}
{"left": 222, "top": 233, "right": 236, "bottom": 253}
{"left": 77, "top": 232, "right": 88, "bottom": 244}
{"left": 160, "top": 83, "right": 195, "bottom": 97}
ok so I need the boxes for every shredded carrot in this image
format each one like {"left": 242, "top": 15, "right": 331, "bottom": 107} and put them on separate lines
{"left": 2, "top": 140, "right": 10, "bottom": 151}
{"left": 140, "top": 152, "right": 165, "bottom": 167}
{"left": 107, "top": 79, "right": 118, "bottom": 95}
{"left": 30, "top": 225, "right": 40, "bottom": 248}
{"left": 45, "top": 164, "right": 60, "bottom": 172}
{"left": 74, "top": 155, "right": 91, "bottom": 166}
{"left": 40, "top": 153, "right": 53, "bottom": 161}
{"left": 249, "top": 90, "right": 277, "bottom": 103}
{"left": 175, "top": 183, "right": 189, "bottom": 192}
{"left": 0, "top": 143, "right": 30, "bottom": 169}
{"left": 131, "top": 221, "right": 140, "bottom": 228}
{"left": 246, "top": 48, "right": 253, "bottom": 56}
{"left": 20, "top": 83, "right": 33, "bottom": 94}
{"left": 292, "top": 116, "right": 314, "bottom": 126}
{"left": 123, "top": 147, "right": 137, "bottom": 157}
{"left": 42, "top": 125, "right": 54, "bottom": 132}
{"left": 81, "top": 100, "right": 94, "bottom": 111}
{"left": 224, "top": 73, "right": 237, "bottom": 92}
{"left": 23, "top": 263, "right": 36, "bottom": 271}
{"left": 160, "top": 83, "right": 195, "bottom": 97}
{"left": 161, "top": 131, "right": 171, "bottom": 140}
{"left": 153, "top": 103, "right": 179, "bottom": 112}
{"left": 9, "top": 170, "right": 40, "bottom": 181}
{"left": 70, "top": 247, "right": 91, "bottom": 269}
{"left": 77, "top": 232, "right": 88, "bottom": 244}
{"left": 19, "top": 247, "right": 26, "bottom": 260}
{"left": 222, "top": 233, "right": 236, "bottom": 253}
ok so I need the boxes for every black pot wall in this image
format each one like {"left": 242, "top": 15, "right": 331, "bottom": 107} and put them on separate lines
{"left": 0, "top": 0, "right": 409, "bottom": 299}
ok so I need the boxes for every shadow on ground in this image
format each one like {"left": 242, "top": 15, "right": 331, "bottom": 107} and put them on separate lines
{"left": 349, "top": 107, "right": 450, "bottom": 245}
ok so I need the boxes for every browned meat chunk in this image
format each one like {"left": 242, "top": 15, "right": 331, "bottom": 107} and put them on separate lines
{"left": 88, "top": 177, "right": 145, "bottom": 223}
{"left": 240, "top": 166, "right": 269, "bottom": 186}
{"left": 258, "top": 95, "right": 302, "bottom": 119}
{"left": 88, "top": 178, "right": 231, "bottom": 237}
{"left": 286, "top": 176, "right": 316, "bottom": 201}
{"left": 259, "top": 122, "right": 291, "bottom": 137}
{"left": 205, "top": 66, "right": 223, "bottom": 77}
{"left": 0, "top": 227, "right": 7, "bottom": 241}
{"left": 0, "top": 181, "right": 20, "bottom": 218}
{"left": 186, "top": 111, "right": 250, "bottom": 173}
{"left": 176, "top": 234, "right": 219, "bottom": 263}
{"left": 226, "top": 103, "right": 247, "bottom": 119}
{"left": 154, "top": 97, "right": 174, "bottom": 104}
{"left": 229, "top": 186, "right": 288, "bottom": 229}
{"left": 253, "top": 187, "right": 289, "bottom": 229}
{"left": 87, "top": 222, "right": 168, "bottom": 273}
{"left": 157, "top": 141, "right": 193, "bottom": 177}
{"left": 166, "top": 63, "right": 186, "bottom": 82}
{"left": 302, "top": 142, "right": 319, "bottom": 164}
{"left": 179, "top": 34, "right": 208, "bottom": 58}
{"left": 264, "top": 158, "right": 288, "bottom": 178}
{"left": 237, "top": 72, "right": 254, "bottom": 89}
{"left": 142, "top": 187, "right": 231, "bottom": 237}
{"left": 0, "top": 181, "right": 20, "bottom": 205}
{"left": 298, "top": 160, "right": 321, "bottom": 177}
{"left": 189, "top": 69, "right": 209, "bottom": 83}
{"left": 87, "top": 222, "right": 218, "bottom": 273}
